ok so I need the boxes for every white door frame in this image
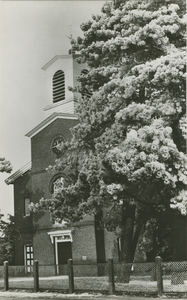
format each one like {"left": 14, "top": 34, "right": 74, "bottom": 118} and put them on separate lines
{"left": 48, "top": 230, "right": 73, "bottom": 274}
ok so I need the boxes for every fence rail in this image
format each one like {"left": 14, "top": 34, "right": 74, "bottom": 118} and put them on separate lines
{"left": 0, "top": 257, "right": 187, "bottom": 296}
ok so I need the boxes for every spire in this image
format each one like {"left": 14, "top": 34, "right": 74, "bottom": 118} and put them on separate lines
{"left": 66, "top": 24, "right": 72, "bottom": 40}
{"left": 66, "top": 24, "right": 75, "bottom": 55}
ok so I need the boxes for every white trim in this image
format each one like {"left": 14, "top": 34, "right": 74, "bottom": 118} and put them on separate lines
{"left": 48, "top": 230, "right": 73, "bottom": 244}
{"left": 44, "top": 97, "right": 76, "bottom": 111}
{"left": 5, "top": 162, "right": 31, "bottom": 185}
{"left": 44, "top": 99, "right": 75, "bottom": 118}
{"left": 48, "top": 229, "right": 73, "bottom": 274}
{"left": 55, "top": 238, "right": 58, "bottom": 270}
{"left": 25, "top": 112, "right": 78, "bottom": 138}
{"left": 41, "top": 54, "right": 80, "bottom": 71}
{"left": 24, "top": 198, "right": 31, "bottom": 216}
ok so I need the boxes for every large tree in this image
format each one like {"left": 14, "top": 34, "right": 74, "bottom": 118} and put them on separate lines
{"left": 0, "top": 214, "right": 15, "bottom": 264}
{"left": 30, "top": 0, "right": 186, "bottom": 266}
{"left": 0, "top": 157, "right": 13, "bottom": 263}
{"left": 0, "top": 157, "right": 12, "bottom": 174}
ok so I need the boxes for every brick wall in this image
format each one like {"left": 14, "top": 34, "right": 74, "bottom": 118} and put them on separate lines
{"left": 104, "top": 229, "right": 119, "bottom": 263}
{"left": 72, "top": 222, "right": 97, "bottom": 264}
{"left": 31, "top": 118, "right": 78, "bottom": 173}
{"left": 14, "top": 171, "right": 32, "bottom": 230}
{"left": 33, "top": 228, "right": 55, "bottom": 265}
{"left": 14, "top": 231, "right": 33, "bottom": 265}
{"left": 30, "top": 118, "right": 78, "bottom": 228}
{"left": 13, "top": 116, "right": 119, "bottom": 268}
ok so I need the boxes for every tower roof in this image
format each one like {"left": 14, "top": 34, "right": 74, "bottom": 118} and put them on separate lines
{"left": 42, "top": 54, "right": 80, "bottom": 71}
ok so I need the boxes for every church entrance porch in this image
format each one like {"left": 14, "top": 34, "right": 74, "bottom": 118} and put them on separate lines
{"left": 48, "top": 230, "right": 73, "bottom": 275}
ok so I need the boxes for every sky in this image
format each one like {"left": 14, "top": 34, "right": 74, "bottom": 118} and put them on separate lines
{"left": 0, "top": 0, "right": 107, "bottom": 220}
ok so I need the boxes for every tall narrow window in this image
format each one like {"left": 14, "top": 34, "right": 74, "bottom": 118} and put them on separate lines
{"left": 50, "top": 176, "right": 67, "bottom": 226}
{"left": 53, "top": 70, "right": 65, "bottom": 103}
{"left": 24, "top": 198, "right": 30, "bottom": 216}
{"left": 24, "top": 245, "right": 33, "bottom": 273}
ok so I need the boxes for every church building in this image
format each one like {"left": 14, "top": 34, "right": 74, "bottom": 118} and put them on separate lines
{"left": 5, "top": 51, "right": 118, "bottom": 276}
{"left": 5, "top": 49, "right": 187, "bottom": 274}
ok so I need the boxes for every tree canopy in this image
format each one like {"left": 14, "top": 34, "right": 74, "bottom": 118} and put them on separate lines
{"left": 0, "top": 157, "right": 13, "bottom": 263}
{"left": 30, "top": 0, "right": 186, "bottom": 263}
{"left": 0, "top": 157, "right": 12, "bottom": 174}
{"left": 0, "top": 214, "right": 15, "bottom": 264}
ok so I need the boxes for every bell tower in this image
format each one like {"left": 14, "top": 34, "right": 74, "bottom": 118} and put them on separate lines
{"left": 42, "top": 51, "right": 86, "bottom": 117}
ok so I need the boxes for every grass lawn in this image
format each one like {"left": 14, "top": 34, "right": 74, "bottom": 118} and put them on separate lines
{"left": 0, "top": 276, "right": 187, "bottom": 293}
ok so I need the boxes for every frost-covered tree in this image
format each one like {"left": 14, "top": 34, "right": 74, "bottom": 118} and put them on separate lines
{"left": 30, "top": 0, "right": 186, "bottom": 266}
{"left": 0, "top": 158, "right": 13, "bottom": 263}
{"left": 0, "top": 158, "right": 12, "bottom": 174}
{"left": 0, "top": 214, "right": 15, "bottom": 264}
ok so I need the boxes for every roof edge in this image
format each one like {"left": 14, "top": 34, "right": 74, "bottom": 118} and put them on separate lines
{"left": 42, "top": 54, "right": 80, "bottom": 71}
{"left": 25, "top": 112, "right": 78, "bottom": 138}
{"left": 5, "top": 162, "right": 32, "bottom": 185}
{"left": 43, "top": 97, "right": 77, "bottom": 111}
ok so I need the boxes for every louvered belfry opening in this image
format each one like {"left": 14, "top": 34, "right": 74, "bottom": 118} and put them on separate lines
{"left": 53, "top": 70, "right": 65, "bottom": 103}
{"left": 81, "top": 69, "right": 88, "bottom": 75}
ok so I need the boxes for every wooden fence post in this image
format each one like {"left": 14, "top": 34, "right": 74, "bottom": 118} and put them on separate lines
{"left": 108, "top": 259, "right": 115, "bottom": 294}
{"left": 33, "top": 260, "right": 39, "bottom": 292}
{"left": 68, "top": 259, "right": 74, "bottom": 293}
{"left": 155, "top": 256, "right": 163, "bottom": 297}
{"left": 4, "top": 261, "right": 9, "bottom": 291}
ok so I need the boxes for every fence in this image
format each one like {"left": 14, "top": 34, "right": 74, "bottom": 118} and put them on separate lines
{"left": 0, "top": 257, "right": 187, "bottom": 296}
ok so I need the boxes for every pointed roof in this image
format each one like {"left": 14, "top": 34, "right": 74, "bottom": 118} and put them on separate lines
{"left": 41, "top": 53, "right": 80, "bottom": 71}
{"left": 5, "top": 113, "right": 78, "bottom": 185}
{"left": 25, "top": 112, "right": 78, "bottom": 138}
{"left": 5, "top": 162, "right": 31, "bottom": 185}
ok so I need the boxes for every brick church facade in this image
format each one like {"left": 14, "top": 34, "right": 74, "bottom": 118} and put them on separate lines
{"left": 5, "top": 52, "right": 119, "bottom": 276}
{"left": 5, "top": 51, "right": 187, "bottom": 273}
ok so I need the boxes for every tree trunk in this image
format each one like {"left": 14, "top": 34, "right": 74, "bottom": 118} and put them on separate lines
{"left": 131, "top": 218, "right": 144, "bottom": 260}
{"left": 121, "top": 203, "right": 135, "bottom": 262}
{"left": 117, "top": 202, "right": 135, "bottom": 283}
{"left": 172, "top": 212, "right": 187, "bottom": 261}
{"left": 139, "top": 87, "right": 145, "bottom": 103}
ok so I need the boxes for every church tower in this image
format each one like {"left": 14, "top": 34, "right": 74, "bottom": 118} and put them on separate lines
{"left": 41, "top": 51, "right": 86, "bottom": 118}
{"left": 5, "top": 49, "right": 114, "bottom": 274}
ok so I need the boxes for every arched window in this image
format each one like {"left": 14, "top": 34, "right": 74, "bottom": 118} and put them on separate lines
{"left": 49, "top": 173, "right": 69, "bottom": 194}
{"left": 53, "top": 177, "right": 64, "bottom": 193}
{"left": 53, "top": 70, "right": 65, "bottom": 103}
{"left": 49, "top": 175, "right": 68, "bottom": 227}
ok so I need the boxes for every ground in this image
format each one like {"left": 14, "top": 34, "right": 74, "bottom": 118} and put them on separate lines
{"left": 1, "top": 276, "right": 187, "bottom": 294}
{"left": 0, "top": 292, "right": 186, "bottom": 300}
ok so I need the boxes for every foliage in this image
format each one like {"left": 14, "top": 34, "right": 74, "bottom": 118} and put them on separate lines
{"left": 105, "top": 119, "right": 187, "bottom": 212}
{"left": 30, "top": 0, "right": 186, "bottom": 262}
{"left": 0, "top": 214, "right": 15, "bottom": 264}
{"left": 139, "top": 210, "right": 173, "bottom": 261}
{"left": 0, "top": 155, "right": 13, "bottom": 263}
{"left": 0, "top": 157, "right": 12, "bottom": 173}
